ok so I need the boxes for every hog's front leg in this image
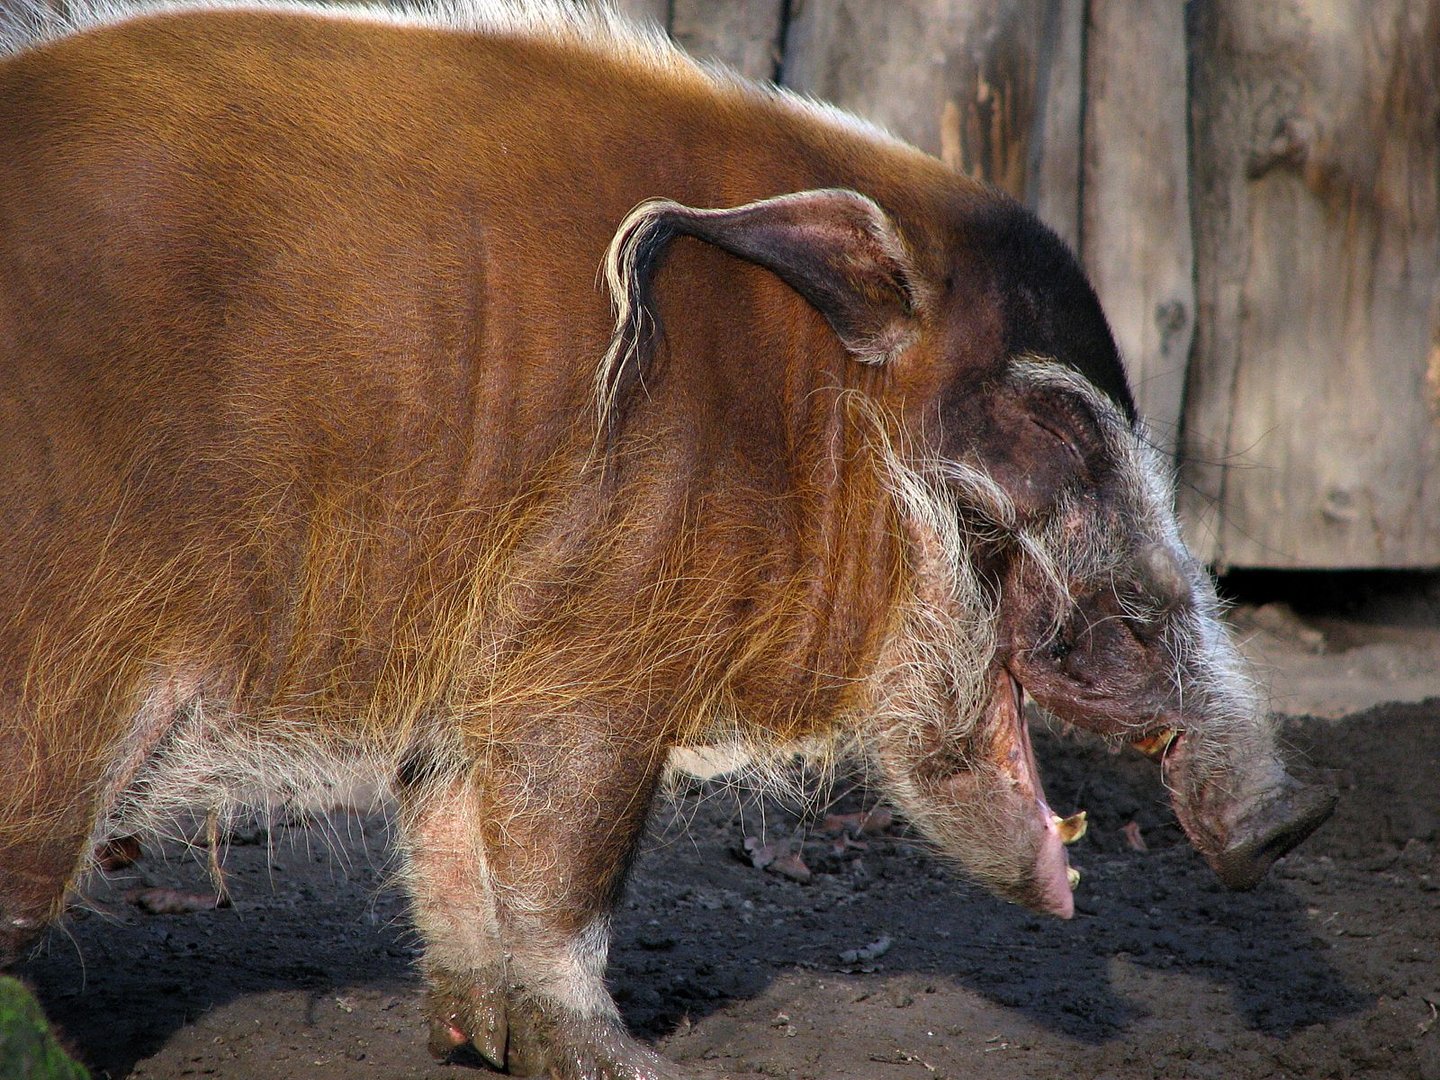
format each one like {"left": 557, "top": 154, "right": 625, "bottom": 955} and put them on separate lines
{"left": 399, "top": 777, "right": 513, "bottom": 1068}
{"left": 401, "top": 723, "right": 687, "bottom": 1079}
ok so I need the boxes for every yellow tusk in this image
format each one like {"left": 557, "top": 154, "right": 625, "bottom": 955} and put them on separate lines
{"left": 1066, "top": 866, "right": 1081, "bottom": 890}
{"left": 1054, "top": 810, "right": 1088, "bottom": 845}
{"left": 1131, "top": 728, "right": 1179, "bottom": 758}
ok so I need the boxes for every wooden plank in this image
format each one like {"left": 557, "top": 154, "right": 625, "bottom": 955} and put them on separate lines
{"left": 780, "top": 0, "right": 927, "bottom": 148}
{"left": 671, "top": 0, "right": 785, "bottom": 83}
{"left": 1029, "top": 0, "right": 1084, "bottom": 252}
{"left": 1081, "top": 0, "right": 1193, "bottom": 458}
{"left": 604, "top": 0, "right": 669, "bottom": 31}
{"left": 781, "top": 1, "right": 1054, "bottom": 204}
{"left": 1181, "top": 0, "right": 1440, "bottom": 567}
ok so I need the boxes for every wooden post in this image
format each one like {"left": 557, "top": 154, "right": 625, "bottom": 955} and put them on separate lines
{"left": 1030, "top": 0, "right": 1085, "bottom": 252}
{"left": 1081, "top": 0, "right": 1194, "bottom": 457}
{"left": 1181, "top": 1, "right": 1440, "bottom": 567}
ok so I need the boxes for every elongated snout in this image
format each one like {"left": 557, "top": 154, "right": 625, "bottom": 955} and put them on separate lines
{"left": 1204, "top": 771, "right": 1338, "bottom": 889}
{"left": 1163, "top": 733, "right": 1337, "bottom": 889}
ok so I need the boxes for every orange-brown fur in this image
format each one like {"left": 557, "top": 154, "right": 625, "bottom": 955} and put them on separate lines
{"left": 1, "top": 5, "right": 1335, "bottom": 1074}
{"left": 0, "top": 1, "right": 947, "bottom": 875}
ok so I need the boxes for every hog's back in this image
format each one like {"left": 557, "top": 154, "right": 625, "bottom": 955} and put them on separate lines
{"left": 0, "top": 11, "right": 690, "bottom": 724}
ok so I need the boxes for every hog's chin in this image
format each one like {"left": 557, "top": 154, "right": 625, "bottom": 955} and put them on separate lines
{"left": 956, "top": 672, "right": 1079, "bottom": 919}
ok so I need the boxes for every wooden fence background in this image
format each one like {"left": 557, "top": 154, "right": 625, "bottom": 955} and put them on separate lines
{"left": 8, "top": 0, "right": 1438, "bottom": 567}
{"left": 603, "top": 0, "right": 1440, "bottom": 570}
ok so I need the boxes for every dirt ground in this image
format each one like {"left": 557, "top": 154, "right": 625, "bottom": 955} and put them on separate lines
{"left": 17, "top": 574, "right": 1440, "bottom": 1080}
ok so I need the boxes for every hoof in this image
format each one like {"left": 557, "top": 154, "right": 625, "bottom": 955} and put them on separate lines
{"left": 424, "top": 973, "right": 508, "bottom": 1070}
{"left": 425, "top": 974, "right": 699, "bottom": 1079}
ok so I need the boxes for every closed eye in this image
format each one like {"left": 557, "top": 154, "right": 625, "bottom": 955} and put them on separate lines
{"left": 1028, "top": 392, "right": 1105, "bottom": 468}
{"left": 1031, "top": 416, "right": 1083, "bottom": 466}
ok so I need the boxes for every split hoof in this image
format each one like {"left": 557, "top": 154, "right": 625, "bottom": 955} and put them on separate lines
{"left": 425, "top": 975, "right": 703, "bottom": 1078}
{"left": 424, "top": 972, "right": 509, "bottom": 1070}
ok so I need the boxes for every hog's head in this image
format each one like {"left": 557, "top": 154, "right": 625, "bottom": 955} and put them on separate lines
{"left": 863, "top": 197, "right": 1337, "bottom": 914}
{"left": 976, "top": 360, "right": 1337, "bottom": 898}
{"left": 600, "top": 184, "right": 1335, "bottom": 917}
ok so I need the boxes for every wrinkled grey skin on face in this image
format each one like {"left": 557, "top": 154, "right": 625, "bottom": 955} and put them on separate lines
{"left": 973, "top": 361, "right": 1336, "bottom": 894}
{"left": 817, "top": 354, "right": 1334, "bottom": 927}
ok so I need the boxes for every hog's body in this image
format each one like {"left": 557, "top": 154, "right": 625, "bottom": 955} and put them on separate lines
{"left": 0, "top": 3, "right": 1333, "bottom": 1076}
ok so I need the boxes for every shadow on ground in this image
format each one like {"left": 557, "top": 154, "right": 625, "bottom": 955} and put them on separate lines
{"left": 20, "top": 702, "right": 1436, "bottom": 1079}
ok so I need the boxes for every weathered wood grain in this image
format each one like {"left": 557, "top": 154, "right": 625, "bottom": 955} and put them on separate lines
{"left": 782, "top": 2, "right": 1042, "bottom": 197}
{"left": 1030, "top": 0, "right": 1084, "bottom": 252}
{"left": 781, "top": 1, "right": 1088, "bottom": 242}
{"left": 1181, "top": 0, "right": 1440, "bottom": 567}
{"left": 1081, "top": 0, "right": 1194, "bottom": 456}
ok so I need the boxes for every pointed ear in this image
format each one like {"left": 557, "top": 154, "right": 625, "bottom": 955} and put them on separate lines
{"left": 608, "top": 188, "right": 921, "bottom": 364}
{"left": 598, "top": 188, "right": 924, "bottom": 431}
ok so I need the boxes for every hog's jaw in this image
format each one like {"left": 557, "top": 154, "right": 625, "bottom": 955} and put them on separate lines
{"left": 865, "top": 361, "right": 1333, "bottom": 916}
{"left": 988, "top": 365, "right": 1336, "bottom": 892}
{"left": 863, "top": 421, "right": 1084, "bottom": 919}
{"left": 873, "top": 668, "right": 1079, "bottom": 919}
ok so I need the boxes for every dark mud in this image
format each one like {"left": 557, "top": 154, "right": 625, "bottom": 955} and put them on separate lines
{"left": 17, "top": 700, "right": 1440, "bottom": 1080}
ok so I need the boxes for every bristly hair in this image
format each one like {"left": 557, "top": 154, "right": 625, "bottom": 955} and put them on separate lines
{"left": 0, "top": 0, "right": 678, "bottom": 61}
{"left": 0, "top": 0, "right": 901, "bottom": 150}
{"left": 594, "top": 197, "right": 679, "bottom": 444}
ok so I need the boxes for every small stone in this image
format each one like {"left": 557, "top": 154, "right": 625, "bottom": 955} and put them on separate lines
{"left": 839, "top": 935, "right": 892, "bottom": 965}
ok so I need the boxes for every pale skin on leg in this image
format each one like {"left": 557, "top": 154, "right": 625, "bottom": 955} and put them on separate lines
{"left": 401, "top": 719, "right": 686, "bottom": 1079}
{"left": 401, "top": 777, "right": 513, "bottom": 1068}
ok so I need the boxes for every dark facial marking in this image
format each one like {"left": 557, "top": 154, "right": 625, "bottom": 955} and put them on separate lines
{"left": 974, "top": 200, "right": 1136, "bottom": 421}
